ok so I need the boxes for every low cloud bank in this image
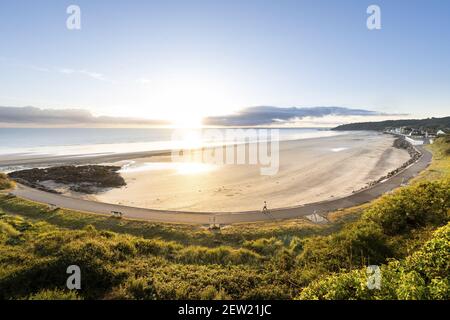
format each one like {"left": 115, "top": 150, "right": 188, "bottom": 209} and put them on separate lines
{"left": 203, "top": 106, "right": 385, "bottom": 126}
{"left": 0, "top": 105, "right": 402, "bottom": 127}
{"left": 0, "top": 106, "right": 168, "bottom": 127}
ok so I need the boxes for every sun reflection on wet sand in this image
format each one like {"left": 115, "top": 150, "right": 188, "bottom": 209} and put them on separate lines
{"left": 119, "top": 161, "right": 217, "bottom": 175}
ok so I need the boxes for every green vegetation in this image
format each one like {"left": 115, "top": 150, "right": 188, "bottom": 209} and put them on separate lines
{"left": 0, "top": 193, "right": 330, "bottom": 248}
{"left": 8, "top": 165, "right": 125, "bottom": 194}
{"left": 417, "top": 135, "right": 450, "bottom": 181}
{"left": 0, "top": 173, "right": 14, "bottom": 190}
{"left": 298, "top": 223, "right": 450, "bottom": 300}
{"left": 0, "top": 137, "right": 449, "bottom": 300}
{"left": 332, "top": 116, "right": 450, "bottom": 131}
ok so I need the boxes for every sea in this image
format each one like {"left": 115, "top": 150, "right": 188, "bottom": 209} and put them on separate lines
{"left": 0, "top": 127, "right": 346, "bottom": 166}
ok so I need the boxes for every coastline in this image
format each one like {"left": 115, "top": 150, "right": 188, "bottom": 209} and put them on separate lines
{"left": 9, "top": 145, "right": 432, "bottom": 224}
{"left": 5, "top": 131, "right": 416, "bottom": 215}
{"left": 91, "top": 132, "right": 411, "bottom": 212}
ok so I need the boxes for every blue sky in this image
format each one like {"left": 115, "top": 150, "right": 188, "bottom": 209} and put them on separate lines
{"left": 0, "top": 0, "right": 449, "bottom": 125}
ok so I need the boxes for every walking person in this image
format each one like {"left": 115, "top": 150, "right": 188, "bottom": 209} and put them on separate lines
{"left": 262, "top": 201, "right": 268, "bottom": 214}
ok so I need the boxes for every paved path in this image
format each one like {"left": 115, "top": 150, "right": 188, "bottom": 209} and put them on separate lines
{"left": 10, "top": 147, "right": 432, "bottom": 225}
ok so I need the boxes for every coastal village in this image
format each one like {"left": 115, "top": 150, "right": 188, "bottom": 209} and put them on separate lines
{"left": 384, "top": 126, "right": 447, "bottom": 145}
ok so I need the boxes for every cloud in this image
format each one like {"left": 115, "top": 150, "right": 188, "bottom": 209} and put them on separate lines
{"left": 0, "top": 106, "right": 168, "bottom": 127}
{"left": 1, "top": 57, "right": 109, "bottom": 82}
{"left": 0, "top": 106, "right": 406, "bottom": 128}
{"left": 203, "top": 106, "right": 391, "bottom": 126}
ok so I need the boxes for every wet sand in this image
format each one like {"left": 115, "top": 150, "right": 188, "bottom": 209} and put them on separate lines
{"left": 88, "top": 132, "right": 410, "bottom": 212}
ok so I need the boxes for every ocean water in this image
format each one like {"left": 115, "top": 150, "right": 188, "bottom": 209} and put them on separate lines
{"left": 0, "top": 127, "right": 344, "bottom": 158}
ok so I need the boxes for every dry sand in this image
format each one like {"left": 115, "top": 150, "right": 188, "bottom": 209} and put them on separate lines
{"left": 88, "top": 132, "right": 410, "bottom": 212}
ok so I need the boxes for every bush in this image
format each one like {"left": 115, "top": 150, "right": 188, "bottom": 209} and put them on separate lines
{"left": 134, "top": 238, "right": 181, "bottom": 257}
{"left": 0, "top": 173, "right": 14, "bottom": 190}
{"left": 297, "top": 220, "right": 392, "bottom": 273}
{"left": 298, "top": 223, "right": 450, "bottom": 300}
{"left": 112, "top": 241, "right": 137, "bottom": 260}
{"left": 242, "top": 285, "right": 291, "bottom": 300}
{"left": 363, "top": 180, "right": 450, "bottom": 235}
{"left": 25, "top": 288, "right": 82, "bottom": 300}
{"left": 243, "top": 237, "right": 283, "bottom": 256}
{"left": 199, "top": 285, "right": 230, "bottom": 300}
{"left": 0, "top": 220, "right": 20, "bottom": 238}
{"left": 123, "top": 277, "right": 156, "bottom": 300}
{"left": 177, "top": 246, "right": 262, "bottom": 265}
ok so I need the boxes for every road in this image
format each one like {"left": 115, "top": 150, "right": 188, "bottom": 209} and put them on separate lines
{"left": 10, "top": 146, "right": 432, "bottom": 225}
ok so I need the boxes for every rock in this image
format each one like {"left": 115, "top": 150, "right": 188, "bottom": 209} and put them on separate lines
{"left": 8, "top": 165, "right": 126, "bottom": 194}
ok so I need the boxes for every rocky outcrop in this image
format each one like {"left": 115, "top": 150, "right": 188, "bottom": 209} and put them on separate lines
{"left": 8, "top": 165, "right": 126, "bottom": 194}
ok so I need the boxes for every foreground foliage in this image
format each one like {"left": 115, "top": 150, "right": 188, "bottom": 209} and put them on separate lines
{"left": 298, "top": 223, "right": 449, "bottom": 299}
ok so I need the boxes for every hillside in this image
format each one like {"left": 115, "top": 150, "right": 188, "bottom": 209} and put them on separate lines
{"left": 0, "top": 138, "right": 449, "bottom": 300}
{"left": 333, "top": 116, "right": 450, "bottom": 131}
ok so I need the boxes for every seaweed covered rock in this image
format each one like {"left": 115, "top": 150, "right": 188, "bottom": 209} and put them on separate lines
{"left": 8, "top": 165, "right": 126, "bottom": 194}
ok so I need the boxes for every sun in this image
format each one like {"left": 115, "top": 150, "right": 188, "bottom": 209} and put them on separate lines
{"left": 137, "top": 73, "right": 233, "bottom": 128}
{"left": 171, "top": 114, "right": 203, "bottom": 128}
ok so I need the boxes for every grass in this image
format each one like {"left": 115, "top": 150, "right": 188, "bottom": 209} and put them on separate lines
{"left": 0, "top": 192, "right": 343, "bottom": 248}
{"left": 415, "top": 135, "right": 450, "bottom": 181}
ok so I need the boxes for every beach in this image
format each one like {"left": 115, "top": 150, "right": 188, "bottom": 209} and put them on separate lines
{"left": 0, "top": 129, "right": 412, "bottom": 213}
{"left": 82, "top": 131, "right": 411, "bottom": 212}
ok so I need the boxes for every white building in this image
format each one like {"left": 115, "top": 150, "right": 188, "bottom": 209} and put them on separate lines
{"left": 405, "top": 136, "right": 424, "bottom": 145}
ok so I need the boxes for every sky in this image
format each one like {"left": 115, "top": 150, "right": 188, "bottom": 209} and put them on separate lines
{"left": 0, "top": 0, "right": 449, "bottom": 126}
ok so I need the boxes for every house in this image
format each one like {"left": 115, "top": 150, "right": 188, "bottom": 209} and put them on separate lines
{"left": 437, "top": 130, "right": 446, "bottom": 136}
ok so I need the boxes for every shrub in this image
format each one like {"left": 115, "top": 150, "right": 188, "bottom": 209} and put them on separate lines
{"left": 199, "top": 285, "right": 230, "bottom": 300}
{"left": 243, "top": 237, "right": 284, "bottom": 256}
{"left": 112, "top": 241, "right": 137, "bottom": 260}
{"left": 298, "top": 223, "right": 450, "bottom": 300}
{"left": 177, "top": 246, "right": 262, "bottom": 265}
{"left": 123, "top": 277, "right": 156, "bottom": 300}
{"left": 363, "top": 180, "right": 450, "bottom": 235}
{"left": 242, "top": 285, "right": 291, "bottom": 300}
{"left": 134, "top": 238, "right": 181, "bottom": 257}
{"left": 0, "top": 220, "right": 20, "bottom": 238}
{"left": 25, "top": 288, "right": 82, "bottom": 300}
{"left": 0, "top": 173, "right": 14, "bottom": 190}
{"left": 297, "top": 220, "right": 392, "bottom": 272}
{"left": 272, "top": 248, "right": 296, "bottom": 271}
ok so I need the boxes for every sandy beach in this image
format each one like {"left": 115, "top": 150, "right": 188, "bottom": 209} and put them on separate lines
{"left": 76, "top": 132, "right": 411, "bottom": 213}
